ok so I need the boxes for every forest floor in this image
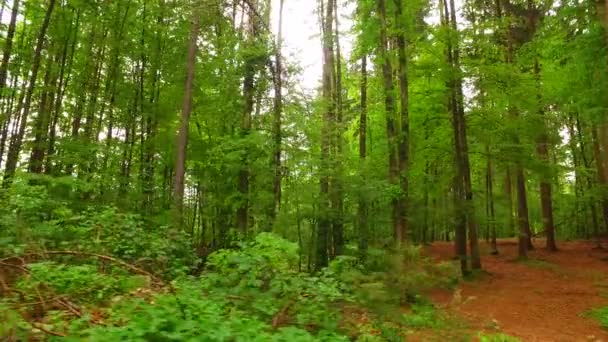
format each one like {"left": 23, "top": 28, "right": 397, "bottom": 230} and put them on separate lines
{"left": 424, "top": 239, "right": 608, "bottom": 341}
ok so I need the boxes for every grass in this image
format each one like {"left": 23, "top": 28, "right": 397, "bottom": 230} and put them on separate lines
{"left": 587, "top": 306, "right": 608, "bottom": 329}
{"left": 477, "top": 332, "right": 522, "bottom": 342}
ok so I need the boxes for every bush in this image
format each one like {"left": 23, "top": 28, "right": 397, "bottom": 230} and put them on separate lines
{"left": 1, "top": 234, "right": 359, "bottom": 341}
{"left": 0, "top": 191, "right": 198, "bottom": 278}
{"left": 15, "top": 262, "right": 146, "bottom": 304}
{"left": 328, "top": 245, "right": 459, "bottom": 306}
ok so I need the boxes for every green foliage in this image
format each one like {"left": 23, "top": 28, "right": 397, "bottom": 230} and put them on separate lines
{"left": 330, "top": 245, "right": 459, "bottom": 307}
{"left": 0, "top": 177, "right": 197, "bottom": 277}
{"left": 588, "top": 306, "right": 608, "bottom": 329}
{"left": 401, "top": 303, "right": 443, "bottom": 329}
{"left": 1, "top": 233, "right": 371, "bottom": 341}
{"left": 15, "top": 262, "right": 145, "bottom": 304}
{"left": 477, "top": 332, "right": 522, "bottom": 342}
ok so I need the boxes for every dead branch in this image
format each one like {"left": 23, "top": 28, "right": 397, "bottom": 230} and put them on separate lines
{"left": 271, "top": 299, "right": 295, "bottom": 329}
{"left": 28, "top": 321, "right": 66, "bottom": 337}
{"left": 3, "top": 251, "right": 164, "bottom": 285}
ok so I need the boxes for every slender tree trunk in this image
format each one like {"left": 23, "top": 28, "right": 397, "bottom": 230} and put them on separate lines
{"left": 486, "top": 145, "right": 498, "bottom": 254}
{"left": 46, "top": 10, "right": 80, "bottom": 175}
{"left": 0, "top": 0, "right": 19, "bottom": 99}
{"left": 29, "top": 57, "right": 56, "bottom": 173}
{"left": 358, "top": 55, "right": 368, "bottom": 260}
{"left": 316, "top": 0, "right": 335, "bottom": 270}
{"left": 271, "top": 0, "right": 285, "bottom": 226}
{"left": 515, "top": 165, "right": 531, "bottom": 257}
{"left": 501, "top": 0, "right": 533, "bottom": 256}
{"left": 441, "top": 0, "right": 468, "bottom": 274}
{"left": 537, "top": 129, "right": 557, "bottom": 251}
{"left": 3, "top": 0, "right": 56, "bottom": 186}
{"left": 174, "top": 5, "right": 200, "bottom": 220}
{"left": 444, "top": 0, "right": 481, "bottom": 270}
{"left": 331, "top": 0, "right": 344, "bottom": 256}
{"left": 237, "top": 1, "right": 261, "bottom": 235}
{"left": 529, "top": 14, "right": 557, "bottom": 251}
{"left": 503, "top": 167, "right": 515, "bottom": 237}
{"left": 592, "top": 127, "right": 608, "bottom": 232}
{"left": 395, "top": 0, "right": 409, "bottom": 243}
{"left": 378, "top": 0, "right": 404, "bottom": 246}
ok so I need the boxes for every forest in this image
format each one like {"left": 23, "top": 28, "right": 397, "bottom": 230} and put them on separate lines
{"left": 1, "top": 0, "right": 608, "bottom": 340}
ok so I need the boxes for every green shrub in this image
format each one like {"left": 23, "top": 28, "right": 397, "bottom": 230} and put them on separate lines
{"left": 327, "top": 244, "right": 459, "bottom": 306}
{"left": 15, "top": 262, "right": 146, "bottom": 304}
{"left": 0, "top": 233, "right": 361, "bottom": 341}
{"left": 589, "top": 306, "right": 608, "bottom": 329}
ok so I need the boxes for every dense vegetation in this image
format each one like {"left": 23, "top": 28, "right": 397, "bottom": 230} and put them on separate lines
{"left": 0, "top": 0, "right": 608, "bottom": 339}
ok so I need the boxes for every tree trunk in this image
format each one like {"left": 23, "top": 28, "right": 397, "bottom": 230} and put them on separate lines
{"left": 271, "top": 0, "right": 285, "bottom": 226}
{"left": 331, "top": 0, "right": 344, "bottom": 257}
{"left": 515, "top": 165, "right": 531, "bottom": 257}
{"left": 28, "top": 57, "right": 56, "bottom": 173}
{"left": 444, "top": 0, "right": 481, "bottom": 270}
{"left": 317, "top": 0, "right": 336, "bottom": 270}
{"left": 378, "top": 0, "right": 404, "bottom": 246}
{"left": 395, "top": 0, "right": 410, "bottom": 243}
{"left": 537, "top": 130, "right": 557, "bottom": 251}
{"left": 237, "top": 1, "right": 261, "bottom": 235}
{"left": 486, "top": 145, "right": 498, "bottom": 254}
{"left": 358, "top": 55, "right": 368, "bottom": 261}
{"left": 3, "top": 0, "right": 56, "bottom": 186}
{"left": 441, "top": 0, "right": 468, "bottom": 275}
{"left": 592, "top": 127, "right": 608, "bottom": 232}
{"left": 0, "top": 0, "right": 19, "bottom": 99}
{"left": 174, "top": 5, "right": 200, "bottom": 220}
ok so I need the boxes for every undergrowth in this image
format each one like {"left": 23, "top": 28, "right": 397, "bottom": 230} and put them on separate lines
{"left": 588, "top": 306, "right": 608, "bottom": 329}
{"left": 0, "top": 232, "right": 459, "bottom": 341}
{"left": 477, "top": 332, "right": 522, "bottom": 342}
{"left": 0, "top": 179, "right": 461, "bottom": 340}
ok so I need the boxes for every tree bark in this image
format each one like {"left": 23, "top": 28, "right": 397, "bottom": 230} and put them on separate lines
{"left": 271, "top": 0, "right": 285, "bottom": 225}
{"left": 174, "top": 5, "right": 200, "bottom": 220}
{"left": 237, "top": 1, "right": 261, "bottom": 235}
{"left": 316, "top": 0, "right": 335, "bottom": 270}
{"left": 445, "top": 0, "right": 481, "bottom": 269}
{"left": 592, "top": 127, "right": 608, "bottom": 232}
{"left": 358, "top": 55, "right": 368, "bottom": 261}
{"left": 28, "top": 56, "right": 56, "bottom": 173}
{"left": 441, "top": 0, "right": 468, "bottom": 275}
{"left": 331, "top": 0, "right": 344, "bottom": 257}
{"left": 486, "top": 145, "right": 498, "bottom": 254}
{"left": 378, "top": 0, "right": 404, "bottom": 246}
{"left": 395, "top": 0, "right": 410, "bottom": 243}
{"left": 0, "top": 0, "right": 19, "bottom": 100}
{"left": 3, "top": 0, "right": 56, "bottom": 186}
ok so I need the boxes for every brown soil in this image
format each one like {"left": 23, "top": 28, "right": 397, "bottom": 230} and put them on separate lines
{"left": 426, "top": 239, "right": 608, "bottom": 342}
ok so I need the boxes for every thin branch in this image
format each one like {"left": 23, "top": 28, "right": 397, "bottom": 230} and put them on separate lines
{"left": 29, "top": 321, "right": 66, "bottom": 337}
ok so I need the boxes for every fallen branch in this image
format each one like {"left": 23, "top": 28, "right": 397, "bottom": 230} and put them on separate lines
{"left": 271, "top": 299, "right": 295, "bottom": 329}
{"left": 2, "top": 251, "right": 164, "bottom": 285}
{"left": 56, "top": 297, "right": 81, "bottom": 318}
{"left": 40, "top": 251, "right": 163, "bottom": 284}
{"left": 29, "top": 321, "right": 66, "bottom": 337}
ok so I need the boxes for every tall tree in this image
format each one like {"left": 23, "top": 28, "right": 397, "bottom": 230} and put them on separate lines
{"left": 395, "top": 0, "right": 410, "bottom": 243}
{"left": 316, "top": 0, "right": 336, "bottom": 269}
{"left": 358, "top": 55, "right": 368, "bottom": 260}
{"left": 174, "top": 4, "right": 200, "bottom": 220}
{"left": 271, "top": 0, "right": 285, "bottom": 225}
{"left": 378, "top": 0, "right": 405, "bottom": 246}
{"left": 3, "top": 0, "right": 57, "bottom": 186}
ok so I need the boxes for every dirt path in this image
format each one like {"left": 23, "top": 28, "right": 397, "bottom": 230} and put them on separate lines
{"left": 427, "top": 240, "right": 608, "bottom": 341}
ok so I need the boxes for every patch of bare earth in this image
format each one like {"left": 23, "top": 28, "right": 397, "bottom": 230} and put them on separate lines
{"left": 427, "top": 239, "right": 608, "bottom": 341}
